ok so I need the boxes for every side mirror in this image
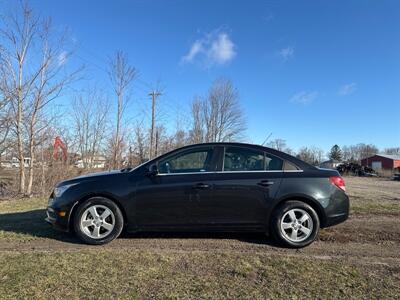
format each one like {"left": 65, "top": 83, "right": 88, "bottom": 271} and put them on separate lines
{"left": 146, "top": 164, "right": 159, "bottom": 176}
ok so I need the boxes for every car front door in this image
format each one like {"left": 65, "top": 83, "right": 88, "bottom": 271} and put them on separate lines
{"left": 195, "top": 146, "right": 284, "bottom": 228}
{"left": 134, "top": 146, "right": 216, "bottom": 228}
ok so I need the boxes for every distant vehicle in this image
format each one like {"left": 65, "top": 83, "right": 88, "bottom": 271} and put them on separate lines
{"left": 46, "top": 143, "right": 349, "bottom": 248}
{"left": 0, "top": 157, "right": 30, "bottom": 169}
{"left": 74, "top": 156, "right": 107, "bottom": 169}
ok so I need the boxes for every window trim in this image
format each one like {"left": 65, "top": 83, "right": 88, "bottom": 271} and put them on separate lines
{"left": 156, "top": 169, "right": 303, "bottom": 176}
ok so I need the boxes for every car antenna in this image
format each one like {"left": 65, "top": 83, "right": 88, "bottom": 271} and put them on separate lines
{"left": 261, "top": 132, "right": 273, "bottom": 146}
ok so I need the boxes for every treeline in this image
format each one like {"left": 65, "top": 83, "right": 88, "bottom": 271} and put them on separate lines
{"left": 265, "top": 140, "right": 399, "bottom": 166}
{"left": 0, "top": 2, "right": 248, "bottom": 196}
{"left": 0, "top": 3, "right": 398, "bottom": 198}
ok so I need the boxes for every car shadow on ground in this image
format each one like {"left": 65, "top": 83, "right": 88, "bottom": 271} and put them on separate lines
{"left": 0, "top": 209, "right": 81, "bottom": 244}
{"left": 0, "top": 209, "right": 280, "bottom": 247}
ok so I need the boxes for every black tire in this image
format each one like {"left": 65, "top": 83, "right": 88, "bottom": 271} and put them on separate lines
{"left": 73, "top": 197, "right": 124, "bottom": 245}
{"left": 271, "top": 200, "right": 320, "bottom": 248}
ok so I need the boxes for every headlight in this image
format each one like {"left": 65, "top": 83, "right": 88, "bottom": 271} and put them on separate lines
{"left": 54, "top": 183, "right": 77, "bottom": 198}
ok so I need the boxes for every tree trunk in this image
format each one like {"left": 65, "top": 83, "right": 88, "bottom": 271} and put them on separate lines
{"left": 17, "top": 64, "right": 25, "bottom": 194}
{"left": 26, "top": 137, "right": 35, "bottom": 196}
{"left": 113, "top": 92, "right": 122, "bottom": 169}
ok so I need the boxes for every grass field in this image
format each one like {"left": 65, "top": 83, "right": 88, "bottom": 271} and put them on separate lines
{"left": 0, "top": 177, "right": 399, "bottom": 299}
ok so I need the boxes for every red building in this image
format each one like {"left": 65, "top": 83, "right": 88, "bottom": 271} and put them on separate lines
{"left": 361, "top": 154, "right": 400, "bottom": 172}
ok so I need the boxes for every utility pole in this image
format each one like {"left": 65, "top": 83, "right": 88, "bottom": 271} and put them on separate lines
{"left": 149, "top": 90, "right": 162, "bottom": 159}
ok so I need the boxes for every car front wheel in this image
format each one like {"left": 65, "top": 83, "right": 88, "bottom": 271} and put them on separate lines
{"left": 271, "top": 200, "right": 320, "bottom": 248}
{"left": 73, "top": 197, "right": 124, "bottom": 245}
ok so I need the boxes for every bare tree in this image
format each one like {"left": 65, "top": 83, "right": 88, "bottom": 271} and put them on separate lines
{"left": 188, "top": 97, "right": 204, "bottom": 144}
{"left": 132, "top": 121, "right": 148, "bottom": 165}
{"left": 108, "top": 51, "right": 137, "bottom": 169}
{"left": 342, "top": 143, "right": 379, "bottom": 162}
{"left": 25, "top": 21, "right": 80, "bottom": 196}
{"left": 0, "top": 3, "right": 44, "bottom": 194}
{"left": 341, "top": 145, "right": 354, "bottom": 162}
{"left": 0, "top": 2, "right": 80, "bottom": 195}
{"left": 72, "top": 90, "right": 109, "bottom": 169}
{"left": 296, "top": 146, "right": 325, "bottom": 165}
{"left": 267, "top": 138, "right": 285, "bottom": 151}
{"left": 189, "top": 79, "right": 246, "bottom": 143}
{"left": 0, "top": 92, "right": 12, "bottom": 160}
{"left": 266, "top": 139, "right": 295, "bottom": 155}
{"left": 384, "top": 147, "right": 400, "bottom": 156}
{"left": 205, "top": 78, "right": 246, "bottom": 142}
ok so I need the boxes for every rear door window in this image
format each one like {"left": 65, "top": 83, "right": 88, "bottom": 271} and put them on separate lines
{"left": 223, "top": 147, "right": 265, "bottom": 171}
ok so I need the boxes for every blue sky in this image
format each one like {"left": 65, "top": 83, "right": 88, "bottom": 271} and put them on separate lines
{"left": 4, "top": 0, "right": 400, "bottom": 152}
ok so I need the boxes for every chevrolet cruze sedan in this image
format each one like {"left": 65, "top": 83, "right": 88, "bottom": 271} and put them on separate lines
{"left": 46, "top": 142, "right": 349, "bottom": 248}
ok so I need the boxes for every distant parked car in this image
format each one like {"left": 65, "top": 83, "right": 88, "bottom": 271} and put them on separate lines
{"left": 46, "top": 143, "right": 349, "bottom": 248}
{"left": 0, "top": 157, "right": 30, "bottom": 169}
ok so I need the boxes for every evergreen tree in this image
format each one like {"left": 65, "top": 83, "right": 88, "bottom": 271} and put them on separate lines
{"left": 329, "top": 144, "right": 343, "bottom": 161}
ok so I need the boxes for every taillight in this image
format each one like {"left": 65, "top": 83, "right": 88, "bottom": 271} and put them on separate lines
{"left": 329, "top": 176, "right": 346, "bottom": 192}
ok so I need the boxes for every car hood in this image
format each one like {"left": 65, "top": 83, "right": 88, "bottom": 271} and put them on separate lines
{"left": 75, "top": 170, "right": 122, "bottom": 179}
{"left": 56, "top": 170, "right": 125, "bottom": 187}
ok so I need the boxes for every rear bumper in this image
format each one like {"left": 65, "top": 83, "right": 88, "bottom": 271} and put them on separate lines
{"left": 323, "top": 192, "right": 350, "bottom": 227}
{"left": 324, "top": 212, "right": 348, "bottom": 227}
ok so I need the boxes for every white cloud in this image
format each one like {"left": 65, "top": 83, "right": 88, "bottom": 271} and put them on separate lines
{"left": 58, "top": 51, "right": 68, "bottom": 66}
{"left": 181, "top": 30, "right": 236, "bottom": 67}
{"left": 338, "top": 83, "right": 357, "bottom": 96}
{"left": 209, "top": 33, "right": 235, "bottom": 64}
{"left": 278, "top": 46, "right": 294, "bottom": 61}
{"left": 290, "top": 91, "right": 318, "bottom": 105}
{"left": 182, "top": 40, "right": 204, "bottom": 63}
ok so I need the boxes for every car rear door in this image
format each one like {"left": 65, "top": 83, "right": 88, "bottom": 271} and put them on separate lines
{"left": 195, "top": 146, "right": 283, "bottom": 227}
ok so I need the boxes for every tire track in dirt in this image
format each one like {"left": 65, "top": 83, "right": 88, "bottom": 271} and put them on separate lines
{"left": 1, "top": 213, "right": 399, "bottom": 267}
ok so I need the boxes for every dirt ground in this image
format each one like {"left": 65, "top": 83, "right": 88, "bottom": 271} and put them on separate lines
{"left": 0, "top": 176, "right": 399, "bottom": 299}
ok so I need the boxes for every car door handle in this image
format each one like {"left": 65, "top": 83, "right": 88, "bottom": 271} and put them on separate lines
{"left": 257, "top": 180, "right": 274, "bottom": 187}
{"left": 192, "top": 183, "right": 210, "bottom": 189}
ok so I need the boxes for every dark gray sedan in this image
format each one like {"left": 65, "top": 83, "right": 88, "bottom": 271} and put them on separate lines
{"left": 46, "top": 142, "right": 349, "bottom": 248}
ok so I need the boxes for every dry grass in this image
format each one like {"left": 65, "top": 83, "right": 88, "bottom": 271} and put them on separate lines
{"left": 345, "top": 176, "right": 400, "bottom": 215}
{"left": 0, "top": 250, "right": 398, "bottom": 299}
{"left": 0, "top": 197, "right": 47, "bottom": 213}
{"left": 0, "top": 177, "right": 399, "bottom": 299}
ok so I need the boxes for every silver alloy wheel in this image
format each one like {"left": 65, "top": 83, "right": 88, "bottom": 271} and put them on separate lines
{"left": 80, "top": 205, "right": 115, "bottom": 239}
{"left": 280, "top": 208, "right": 313, "bottom": 243}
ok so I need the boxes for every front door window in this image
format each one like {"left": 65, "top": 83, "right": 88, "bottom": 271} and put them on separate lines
{"left": 158, "top": 148, "right": 213, "bottom": 174}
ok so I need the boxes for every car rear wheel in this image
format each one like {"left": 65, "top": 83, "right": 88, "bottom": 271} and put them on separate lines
{"left": 73, "top": 197, "right": 124, "bottom": 245}
{"left": 271, "top": 200, "right": 320, "bottom": 248}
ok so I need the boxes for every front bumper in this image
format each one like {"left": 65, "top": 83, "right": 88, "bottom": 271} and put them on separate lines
{"left": 45, "top": 206, "right": 70, "bottom": 232}
{"left": 45, "top": 192, "right": 73, "bottom": 232}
